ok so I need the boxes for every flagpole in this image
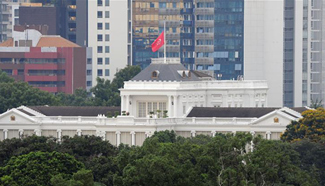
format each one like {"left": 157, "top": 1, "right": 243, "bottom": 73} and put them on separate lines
{"left": 164, "top": 19, "right": 166, "bottom": 64}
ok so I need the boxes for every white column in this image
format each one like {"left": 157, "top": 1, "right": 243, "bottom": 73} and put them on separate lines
{"left": 130, "top": 131, "right": 135, "bottom": 146}
{"left": 34, "top": 129, "right": 41, "bottom": 136}
{"left": 18, "top": 129, "right": 24, "bottom": 139}
{"left": 126, "top": 95, "right": 130, "bottom": 112}
{"left": 57, "top": 129, "right": 62, "bottom": 142}
{"left": 116, "top": 131, "right": 121, "bottom": 146}
{"left": 168, "top": 95, "right": 172, "bottom": 117}
{"left": 145, "top": 131, "right": 150, "bottom": 138}
{"left": 96, "top": 130, "right": 106, "bottom": 140}
{"left": 173, "top": 95, "right": 178, "bottom": 117}
{"left": 266, "top": 131, "right": 271, "bottom": 140}
{"left": 250, "top": 131, "right": 255, "bottom": 152}
{"left": 211, "top": 130, "right": 216, "bottom": 137}
{"left": 191, "top": 130, "right": 196, "bottom": 137}
{"left": 232, "top": 131, "right": 237, "bottom": 136}
{"left": 121, "top": 95, "right": 125, "bottom": 111}
{"left": 3, "top": 129, "right": 8, "bottom": 139}
{"left": 77, "top": 129, "right": 82, "bottom": 136}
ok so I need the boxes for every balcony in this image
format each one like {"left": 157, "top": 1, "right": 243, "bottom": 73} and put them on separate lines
{"left": 159, "top": 8, "right": 180, "bottom": 15}
{"left": 180, "top": 8, "right": 193, "bottom": 14}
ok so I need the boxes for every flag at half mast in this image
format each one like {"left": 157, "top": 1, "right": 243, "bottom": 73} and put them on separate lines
{"left": 151, "top": 31, "right": 164, "bottom": 52}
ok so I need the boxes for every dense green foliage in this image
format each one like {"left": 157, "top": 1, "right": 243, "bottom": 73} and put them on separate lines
{"left": 0, "top": 70, "right": 59, "bottom": 113}
{"left": 281, "top": 108, "right": 325, "bottom": 143}
{"left": 0, "top": 132, "right": 322, "bottom": 186}
{"left": 0, "top": 65, "right": 141, "bottom": 113}
{"left": 90, "top": 65, "right": 141, "bottom": 106}
{"left": 0, "top": 151, "right": 84, "bottom": 186}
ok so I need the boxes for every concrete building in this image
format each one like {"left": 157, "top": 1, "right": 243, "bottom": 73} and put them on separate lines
{"left": 87, "top": 0, "right": 131, "bottom": 85}
{"left": 0, "top": 0, "right": 30, "bottom": 42}
{"left": 282, "top": 0, "right": 325, "bottom": 107}
{"left": 0, "top": 104, "right": 308, "bottom": 146}
{"left": 0, "top": 60, "right": 310, "bottom": 145}
{"left": 0, "top": 29, "right": 86, "bottom": 94}
{"left": 18, "top": 6, "right": 58, "bottom": 35}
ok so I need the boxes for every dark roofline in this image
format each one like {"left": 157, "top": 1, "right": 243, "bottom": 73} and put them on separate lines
{"left": 27, "top": 106, "right": 121, "bottom": 116}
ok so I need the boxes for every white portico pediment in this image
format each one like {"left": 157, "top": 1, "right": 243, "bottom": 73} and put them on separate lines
{"left": 251, "top": 109, "right": 298, "bottom": 126}
{"left": 0, "top": 108, "right": 38, "bottom": 124}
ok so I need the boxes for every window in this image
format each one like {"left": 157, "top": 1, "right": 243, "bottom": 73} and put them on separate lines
{"left": 105, "top": 34, "right": 110, "bottom": 41}
{"left": 97, "top": 46, "right": 103, "bottom": 53}
{"left": 97, "top": 69, "right": 103, "bottom": 76}
{"left": 97, "top": 11, "right": 103, "bottom": 18}
{"left": 159, "top": 2, "right": 166, "bottom": 8}
{"left": 105, "top": 0, "right": 109, "bottom": 6}
{"left": 97, "top": 58, "right": 103, "bottom": 65}
{"left": 105, "top": 23, "right": 110, "bottom": 30}
{"left": 105, "top": 46, "right": 110, "bottom": 53}
{"left": 150, "top": 2, "right": 154, "bottom": 8}
{"left": 105, "top": 11, "right": 110, "bottom": 18}
{"left": 105, "top": 69, "right": 110, "bottom": 76}
{"left": 173, "top": 2, "right": 177, "bottom": 8}
{"left": 97, "top": 23, "right": 103, "bottom": 30}
{"left": 97, "top": 34, "right": 103, "bottom": 41}
{"left": 87, "top": 70, "right": 92, "bottom": 75}
{"left": 87, "top": 81, "right": 92, "bottom": 86}
{"left": 105, "top": 58, "right": 110, "bottom": 64}
{"left": 98, "top": 0, "right": 102, "bottom": 6}
{"left": 87, "top": 59, "right": 92, "bottom": 64}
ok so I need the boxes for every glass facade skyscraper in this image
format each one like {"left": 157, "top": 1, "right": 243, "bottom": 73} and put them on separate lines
{"left": 132, "top": 0, "right": 244, "bottom": 80}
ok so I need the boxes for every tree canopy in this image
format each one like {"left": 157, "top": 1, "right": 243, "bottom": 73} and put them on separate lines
{"left": 0, "top": 70, "right": 59, "bottom": 113}
{"left": 0, "top": 151, "right": 84, "bottom": 186}
{"left": 281, "top": 108, "right": 325, "bottom": 143}
{"left": 0, "top": 131, "right": 322, "bottom": 186}
{"left": 0, "top": 65, "right": 141, "bottom": 113}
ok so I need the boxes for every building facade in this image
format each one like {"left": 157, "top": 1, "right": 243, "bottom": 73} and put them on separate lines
{"left": 0, "top": 105, "right": 308, "bottom": 146}
{"left": 87, "top": 0, "right": 131, "bottom": 85}
{"left": 120, "top": 58, "right": 268, "bottom": 118}
{"left": 0, "top": 0, "right": 30, "bottom": 42}
{"left": 0, "top": 29, "right": 86, "bottom": 94}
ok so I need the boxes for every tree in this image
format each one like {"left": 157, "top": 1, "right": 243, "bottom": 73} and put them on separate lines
{"left": 0, "top": 71, "right": 59, "bottom": 113}
{"left": 281, "top": 108, "right": 325, "bottom": 143}
{"left": 310, "top": 99, "right": 323, "bottom": 109}
{"left": 56, "top": 88, "right": 94, "bottom": 106}
{"left": 90, "top": 65, "right": 141, "bottom": 106}
{"left": 0, "top": 151, "right": 85, "bottom": 186}
{"left": 0, "top": 135, "right": 57, "bottom": 167}
{"left": 291, "top": 140, "right": 325, "bottom": 185}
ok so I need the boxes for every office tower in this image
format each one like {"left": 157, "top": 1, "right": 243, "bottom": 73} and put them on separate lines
{"left": 88, "top": 0, "right": 131, "bottom": 84}
{"left": 283, "top": 0, "right": 325, "bottom": 107}
{"left": 132, "top": 0, "right": 283, "bottom": 107}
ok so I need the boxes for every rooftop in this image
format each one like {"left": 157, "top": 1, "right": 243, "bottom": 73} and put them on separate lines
{"left": 26, "top": 106, "right": 120, "bottom": 116}
{"left": 132, "top": 59, "right": 201, "bottom": 81}
{"left": 36, "top": 36, "right": 80, "bottom": 47}
{"left": 187, "top": 107, "right": 309, "bottom": 118}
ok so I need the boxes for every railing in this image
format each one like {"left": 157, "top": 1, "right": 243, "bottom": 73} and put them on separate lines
{"left": 35, "top": 116, "right": 256, "bottom": 126}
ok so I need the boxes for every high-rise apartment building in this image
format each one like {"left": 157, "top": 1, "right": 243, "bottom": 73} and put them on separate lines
{"left": 0, "top": 0, "right": 29, "bottom": 42}
{"left": 88, "top": 0, "right": 131, "bottom": 84}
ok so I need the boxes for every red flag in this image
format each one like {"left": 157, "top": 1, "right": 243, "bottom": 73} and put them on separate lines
{"left": 151, "top": 31, "right": 164, "bottom": 52}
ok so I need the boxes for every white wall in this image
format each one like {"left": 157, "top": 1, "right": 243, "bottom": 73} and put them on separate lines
{"left": 244, "top": 0, "right": 284, "bottom": 107}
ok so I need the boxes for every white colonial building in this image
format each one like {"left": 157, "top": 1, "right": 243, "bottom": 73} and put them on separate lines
{"left": 121, "top": 59, "right": 269, "bottom": 118}
{"left": 0, "top": 59, "right": 310, "bottom": 146}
